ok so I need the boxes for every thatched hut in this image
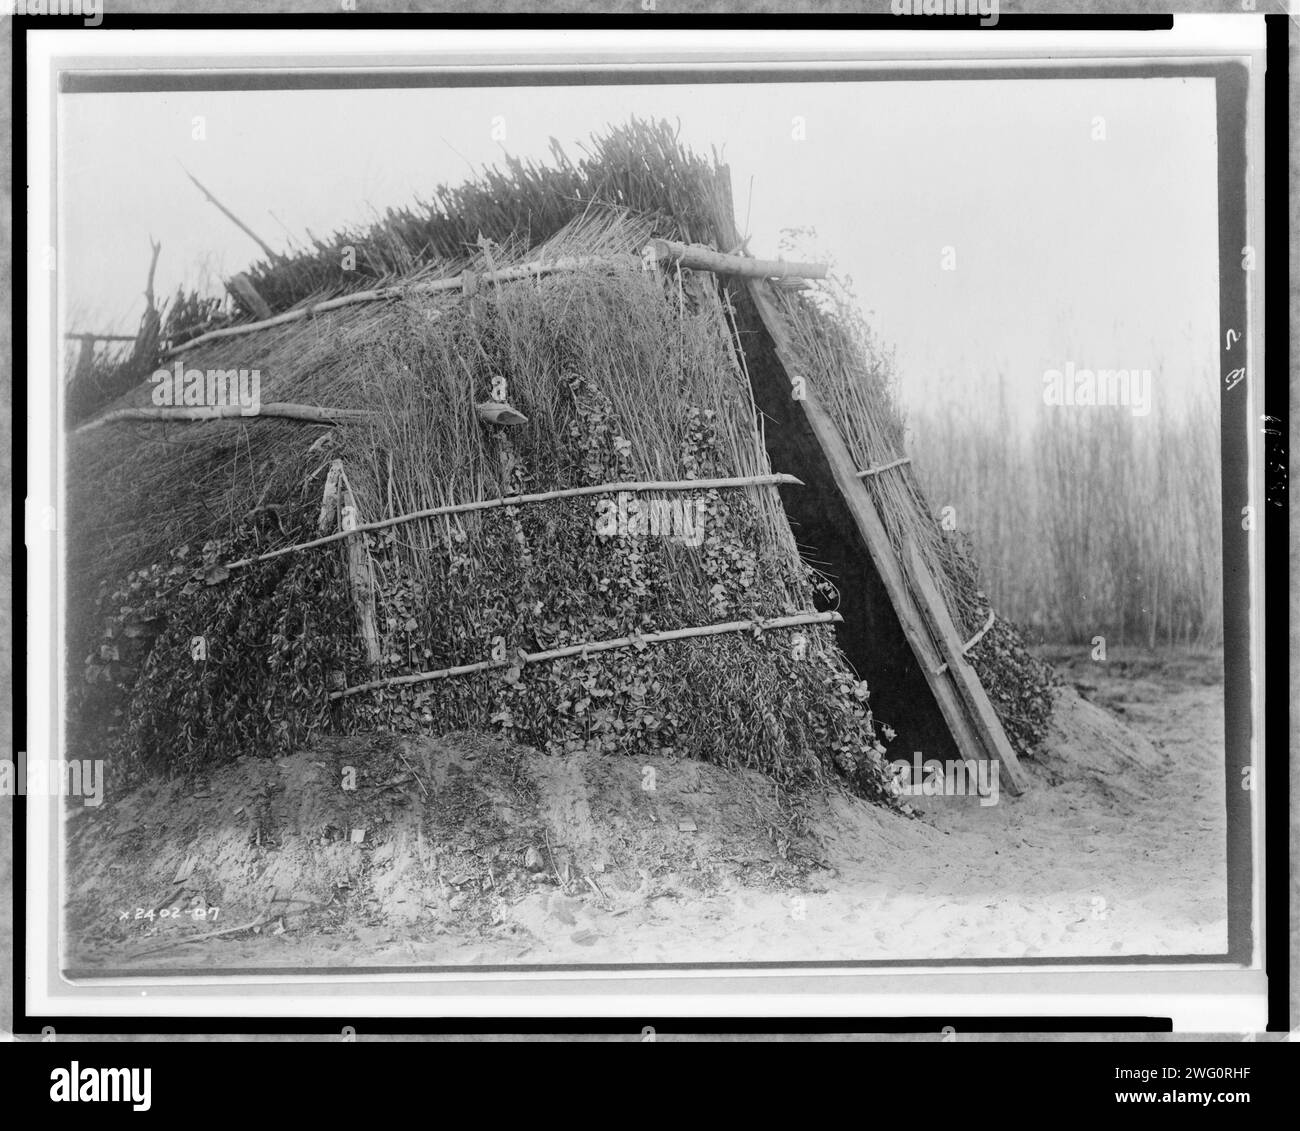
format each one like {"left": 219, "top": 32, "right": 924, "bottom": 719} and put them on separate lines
{"left": 66, "top": 119, "right": 1053, "bottom": 802}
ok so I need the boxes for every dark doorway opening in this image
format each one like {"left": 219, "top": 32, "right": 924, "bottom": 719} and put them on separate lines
{"left": 725, "top": 284, "right": 959, "bottom": 765}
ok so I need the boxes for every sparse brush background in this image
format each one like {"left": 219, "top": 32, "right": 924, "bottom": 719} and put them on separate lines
{"left": 907, "top": 385, "right": 1222, "bottom": 650}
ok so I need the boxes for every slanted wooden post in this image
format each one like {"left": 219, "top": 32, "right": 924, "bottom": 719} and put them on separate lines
{"left": 320, "top": 461, "right": 381, "bottom": 667}
{"left": 904, "top": 542, "right": 1029, "bottom": 793}
{"left": 227, "top": 272, "right": 273, "bottom": 320}
{"left": 317, "top": 460, "right": 345, "bottom": 534}
{"left": 339, "top": 477, "right": 382, "bottom": 667}
{"left": 72, "top": 335, "right": 95, "bottom": 388}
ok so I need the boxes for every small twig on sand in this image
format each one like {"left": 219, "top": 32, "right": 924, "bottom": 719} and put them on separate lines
{"left": 128, "top": 915, "right": 277, "bottom": 959}
{"left": 583, "top": 874, "right": 613, "bottom": 911}
{"left": 395, "top": 747, "right": 429, "bottom": 800}
{"left": 544, "top": 828, "right": 568, "bottom": 892}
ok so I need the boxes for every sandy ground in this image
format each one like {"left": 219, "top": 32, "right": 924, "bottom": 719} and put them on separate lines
{"left": 63, "top": 648, "right": 1227, "bottom": 972}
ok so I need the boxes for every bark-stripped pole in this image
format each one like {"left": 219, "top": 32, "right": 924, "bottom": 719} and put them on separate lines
{"left": 330, "top": 611, "right": 843, "bottom": 700}
{"left": 162, "top": 255, "right": 629, "bottom": 357}
{"left": 73, "top": 403, "right": 375, "bottom": 434}
{"left": 163, "top": 244, "right": 823, "bottom": 359}
{"left": 647, "top": 239, "right": 829, "bottom": 280}
{"left": 317, "top": 460, "right": 345, "bottom": 534}
{"left": 223, "top": 473, "right": 804, "bottom": 571}
{"left": 227, "top": 272, "right": 273, "bottom": 320}
{"left": 856, "top": 456, "right": 912, "bottom": 478}
{"left": 338, "top": 472, "right": 382, "bottom": 667}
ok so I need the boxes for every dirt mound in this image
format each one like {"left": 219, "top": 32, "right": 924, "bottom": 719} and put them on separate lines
{"left": 1031, "top": 687, "right": 1167, "bottom": 795}
{"left": 63, "top": 665, "right": 1225, "bottom": 969}
{"left": 65, "top": 731, "right": 857, "bottom": 968}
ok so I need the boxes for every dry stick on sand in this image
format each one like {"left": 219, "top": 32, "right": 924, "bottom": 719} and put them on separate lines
{"left": 394, "top": 746, "right": 430, "bottom": 800}
{"left": 544, "top": 828, "right": 568, "bottom": 893}
{"left": 224, "top": 473, "right": 804, "bottom": 571}
{"left": 330, "top": 611, "right": 844, "bottom": 700}
{"left": 127, "top": 905, "right": 323, "bottom": 960}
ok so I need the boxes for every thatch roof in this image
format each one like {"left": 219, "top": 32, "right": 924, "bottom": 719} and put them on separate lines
{"left": 67, "top": 118, "right": 1053, "bottom": 797}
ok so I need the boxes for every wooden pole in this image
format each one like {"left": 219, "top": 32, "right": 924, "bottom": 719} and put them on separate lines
{"left": 130, "top": 238, "right": 163, "bottom": 372}
{"left": 338, "top": 475, "right": 382, "bottom": 668}
{"left": 227, "top": 272, "right": 273, "bottom": 320}
{"left": 904, "top": 541, "right": 1028, "bottom": 794}
{"left": 72, "top": 336, "right": 94, "bottom": 388}
{"left": 73, "top": 402, "right": 375, "bottom": 434}
{"left": 182, "top": 167, "right": 277, "bottom": 261}
{"left": 330, "top": 611, "right": 842, "bottom": 700}
{"left": 161, "top": 242, "right": 827, "bottom": 360}
{"left": 317, "top": 460, "right": 345, "bottom": 534}
{"left": 856, "top": 456, "right": 912, "bottom": 478}
{"left": 223, "top": 472, "right": 804, "bottom": 571}
{"left": 162, "top": 254, "right": 628, "bottom": 357}
{"left": 648, "top": 238, "right": 828, "bottom": 280}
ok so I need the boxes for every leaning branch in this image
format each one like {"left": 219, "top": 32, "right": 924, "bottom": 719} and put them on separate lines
{"left": 182, "top": 167, "right": 278, "bottom": 261}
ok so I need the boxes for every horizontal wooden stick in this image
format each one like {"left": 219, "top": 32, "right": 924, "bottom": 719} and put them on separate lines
{"left": 162, "top": 254, "right": 627, "bottom": 357}
{"left": 962, "top": 609, "right": 997, "bottom": 654}
{"left": 74, "top": 402, "right": 375, "bottom": 434}
{"left": 163, "top": 241, "right": 824, "bottom": 358}
{"left": 224, "top": 472, "right": 804, "bottom": 571}
{"left": 855, "top": 456, "right": 912, "bottom": 478}
{"left": 65, "top": 331, "right": 140, "bottom": 342}
{"left": 648, "top": 239, "right": 829, "bottom": 280}
{"left": 935, "top": 610, "right": 997, "bottom": 675}
{"left": 330, "top": 611, "right": 843, "bottom": 700}
{"left": 332, "top": 657, "right": 504, "bottom": 699}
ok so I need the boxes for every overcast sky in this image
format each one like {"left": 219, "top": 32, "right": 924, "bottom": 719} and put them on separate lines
{"left": 59, "top": 76, "right": 1220, "bottom": 420}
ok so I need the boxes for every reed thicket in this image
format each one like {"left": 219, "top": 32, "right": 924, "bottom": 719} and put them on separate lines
{"left": 907, "top": 388, "right": 1222, "bottom": 648}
